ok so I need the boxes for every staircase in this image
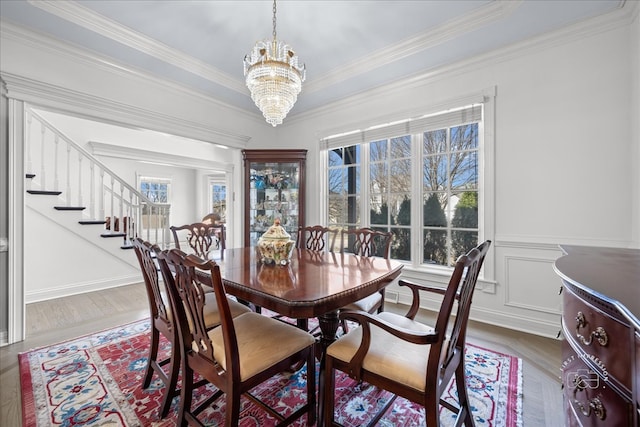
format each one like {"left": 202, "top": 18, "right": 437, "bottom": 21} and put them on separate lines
{"left": 24, "top": 107, "right": 171, "bottom": 279}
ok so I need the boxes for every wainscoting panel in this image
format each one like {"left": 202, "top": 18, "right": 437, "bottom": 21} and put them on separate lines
{"left": 503, "top": 255, "right": 562, "bottom": 315}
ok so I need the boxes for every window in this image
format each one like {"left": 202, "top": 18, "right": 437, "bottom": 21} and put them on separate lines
{"left": 209, "top": 181, "right": 227, "bottom": 223}
{"left": 325, "top": 103, "right": 484, "bottom": 268}
{"left": 139, "top": 176, "right": 171, "bottom": 229}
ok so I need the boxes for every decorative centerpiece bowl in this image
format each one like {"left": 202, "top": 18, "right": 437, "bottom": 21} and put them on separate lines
{"left": 257, "top": 219, "right": 295, "bottom": 265}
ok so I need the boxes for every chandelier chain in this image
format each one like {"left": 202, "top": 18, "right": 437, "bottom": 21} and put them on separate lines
{"left": 272, "top": 0, "right": 277, "bottom": 40}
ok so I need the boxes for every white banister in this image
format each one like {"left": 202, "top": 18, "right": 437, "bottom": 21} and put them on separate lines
{"left": 25, "top": 107, "right": 172, "bottom": 248}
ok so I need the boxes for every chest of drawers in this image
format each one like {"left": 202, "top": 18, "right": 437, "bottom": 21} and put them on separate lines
{"left": 554, "top": 245, "right": 639, "bottom": 427}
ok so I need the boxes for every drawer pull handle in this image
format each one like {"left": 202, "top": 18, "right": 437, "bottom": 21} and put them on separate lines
{"left": 575, "top": 312, "right": 609, "bottom": 346}
{"left": 572, "top": 377, "right": 606, "bottom": 420}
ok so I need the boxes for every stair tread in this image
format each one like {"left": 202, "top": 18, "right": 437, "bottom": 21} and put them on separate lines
{"left": 27, "top": 190, "right": 62, "bottom": 196}
{"left": 79, "top": 220, "right": 107, "bottom": 225}
{"left": 54, "top": 206, "right": 86, "bottom": 211}
{"left": 101, "top": 232, "right": 126, "bottom": 238}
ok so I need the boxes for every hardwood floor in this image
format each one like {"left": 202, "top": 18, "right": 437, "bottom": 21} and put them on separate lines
{"left": 0, "top": 283, "right": 564, "bottom": 426}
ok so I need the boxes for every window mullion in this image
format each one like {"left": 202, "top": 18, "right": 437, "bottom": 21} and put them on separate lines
{"left": 361, "top": 143, "right": 370, "bottom": 227}
{"left": 411, "top": 133, "right": 422, "bottom": 268}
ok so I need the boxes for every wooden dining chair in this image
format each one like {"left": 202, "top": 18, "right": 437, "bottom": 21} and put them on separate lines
{"left": 323, "top": 240, "right": 491, "bottom": 427}
{"left": 339, "top": 227, "right": 393, "bottom": 332}
{"left": 157, "top": 248, "right": 317, "bottom": 427}
{"left": 132, "top": 237, "right": 179, "bottom": 418}
{"left": 170, "top": 222, "right": 226, "bottom": 261}
{"left": 133, "top": 238, "right": 251, "bottom": 419}
{"left": 296, "top": 225, "right": 337, "bottom": 252}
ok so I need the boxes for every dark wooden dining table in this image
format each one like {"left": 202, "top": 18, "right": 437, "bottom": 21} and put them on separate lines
{"left": 219, "top": 246, "right": 404, "bottom": 424}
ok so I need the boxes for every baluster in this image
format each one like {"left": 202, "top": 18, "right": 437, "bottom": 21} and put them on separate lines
{"left": 133, "top": 194, "right": 140, "bottom": 242}
{"left": 143, "top": 202, "right": 150, "bottom": 242}
{"left": 119, "top": 184, "right": 124, "bottom": 235}
{"left": 163, "top": 205, "right": 171, "bottom": 249}
{"left": 40, "top": 123, "right": 46, "bottom": 190}
{"left": 89, "top": 163, "right": 95, "bottom": 219}
{"left": 65, "top": 142, "right": 71, "bottom": 206}
{"left": 77, "top": 152, "right": 83, "bottom": 207}
{"left": 53, "top": 135, "right": 60, "bottom": 192}
{"left": 110, "top": 176, "right": 115, "bottom": 233}
{"left": 99, "top": 170, "right": 105, "bottom": 221}
{"left": 128, "top": 192, "right": 134, "bottom": 242}
{"left": 153, "top": 204, "right": 159, "bottom": 244}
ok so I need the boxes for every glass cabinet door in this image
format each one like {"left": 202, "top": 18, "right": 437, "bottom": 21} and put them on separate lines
{"left": 243, "top": 150, "right": 306, "bottom": 247}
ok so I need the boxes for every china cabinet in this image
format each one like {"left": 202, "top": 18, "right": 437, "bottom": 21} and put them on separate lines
{"left": 242, "top": 149, "right": 306, "bottom": 247}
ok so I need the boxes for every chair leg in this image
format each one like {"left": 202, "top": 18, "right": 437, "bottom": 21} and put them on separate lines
{"left": 226, "top": 391, "right": 241, "bottom": 427}
{"left": 424, "top": 385, "right": 440, "bottom": 426}
{"left": 323, "top": 358, "right": 336, "bottom": 426}
{"left": 159, "top": 343, "right": 180, "bottom": 418}
{"left": 178, "top": 363, "right": 194, "bottom": 427}
{"left": 306, "top": 350, "right": 316, "bottom": 425}
{"left": 455, "top": 366, "right": 476, "bottom": 427}
{"left": 143, "top": 326, "right": 160, "bottom": 388}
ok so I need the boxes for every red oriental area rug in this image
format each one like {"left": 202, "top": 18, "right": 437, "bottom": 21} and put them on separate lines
{"left": 19, "top": 318, "right": 522, "bottom": 426}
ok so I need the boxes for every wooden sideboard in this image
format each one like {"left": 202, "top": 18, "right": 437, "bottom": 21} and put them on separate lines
{"left": 554, "top": 245, "right": 639, "bottom": 427}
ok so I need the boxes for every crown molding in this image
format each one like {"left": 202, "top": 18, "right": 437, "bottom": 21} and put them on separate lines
{"left": 0, "top": 21, "right": 255, "bottom": 116}
{"left": 88, "top": 141, "right": 233, "bottom": 172}
{"left": 28, "top": 0, "right": 247, "bottom": 94}
{"left": 305, "top": 0, "right": 521, "bottom": 94}
{"left": 292, "top": 0, "right": 634, "bottom": 127}
{"left": 0, "top": 71, "right": 251, "bottom": 149}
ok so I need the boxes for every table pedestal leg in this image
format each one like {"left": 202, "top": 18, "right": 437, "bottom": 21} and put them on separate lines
{"left": 317, "top": 310, "right": 340, "bottom": 427}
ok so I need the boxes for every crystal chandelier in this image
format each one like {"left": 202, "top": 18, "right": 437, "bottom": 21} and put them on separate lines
{"left": 243, "top": 0, "right": 306, "bottom": 127}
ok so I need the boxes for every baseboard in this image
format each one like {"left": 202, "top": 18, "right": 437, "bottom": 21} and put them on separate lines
{"left": 25, "top": 275, "right": 141, "bottom": 304}
{"left": 0, "top": 330, "right": 7, "bottom": 347}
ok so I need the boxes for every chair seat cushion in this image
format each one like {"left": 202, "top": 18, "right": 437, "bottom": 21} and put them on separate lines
{"left": 341, "top": 292, "right": 382, "bottom": 313}
{"left": 202, "top": 292, "right": 253, "bottom": 328}
{"left": 167, "top": 290, "right": 251, "bottom": 329}
{"left": 209, "top": 312, "right": 315, "bottom": 381}
{"left": 327, "top": 311, "right": 434, "bottom": 392}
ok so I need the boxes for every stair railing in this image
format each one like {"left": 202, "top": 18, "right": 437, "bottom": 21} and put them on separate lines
{"left": 25, "top": 107, "right": 171, "bottom": 249}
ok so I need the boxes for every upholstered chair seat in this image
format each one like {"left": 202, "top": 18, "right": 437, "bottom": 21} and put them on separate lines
{"left": 206, "top": 311, "right": 315, "bottom": 380}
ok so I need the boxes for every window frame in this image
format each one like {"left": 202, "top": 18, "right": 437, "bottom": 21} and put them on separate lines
{"left": 137, "top": 174, "right": 172, "bottom": 230}
{"left": 320, "top": 89, "right": 495, "bottom": 281}
{"left": 208, "top": 177, "right": 228, "bottom": 223}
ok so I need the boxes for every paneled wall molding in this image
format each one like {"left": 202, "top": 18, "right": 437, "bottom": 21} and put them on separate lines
{"left": 88, "top": 141, "right": 234, "bottom": 172}
{"left": 503, "top": 254, "right": 562, "bottom": 315}
{"left": 0, "top": 72, "right": 251, "bottom": 149}
{"left": 395, "top": 268, "right": 497, "bottom": 295}
{"left": 494, "top": 235, "right": 634, "bottom": 250}
{"left": 24, "top": 274, "right": 141, "bottom": 304}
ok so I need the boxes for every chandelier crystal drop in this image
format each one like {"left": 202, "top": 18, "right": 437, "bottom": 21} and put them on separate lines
{"left": 243, "top": 0, "right": 305, "bottom": 127}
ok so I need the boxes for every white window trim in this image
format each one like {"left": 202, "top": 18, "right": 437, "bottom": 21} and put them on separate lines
{"left": 320, "top": 87, "right": 496, "bottom": 283}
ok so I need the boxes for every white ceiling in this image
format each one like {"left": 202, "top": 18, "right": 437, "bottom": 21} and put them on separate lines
{"left": 0, "top": 0, "right": 626, "bottom": 121}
